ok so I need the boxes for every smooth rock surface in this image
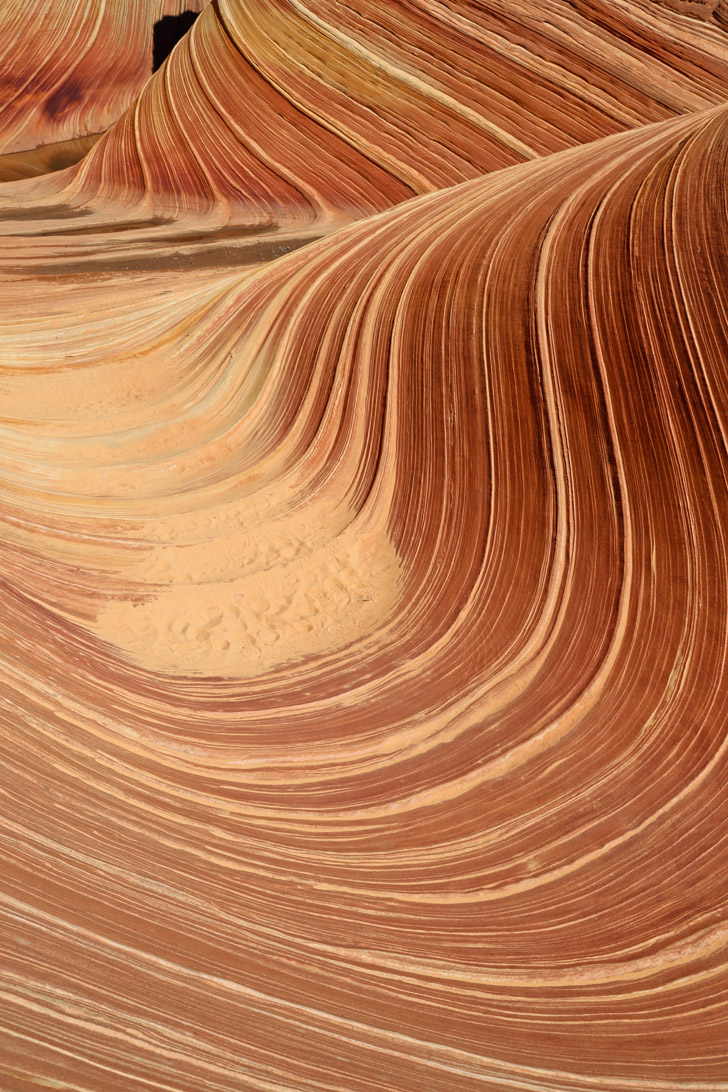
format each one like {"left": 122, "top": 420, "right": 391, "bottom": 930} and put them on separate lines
{"left": 1, "top": 3, "right": 727, "bottom": 1090}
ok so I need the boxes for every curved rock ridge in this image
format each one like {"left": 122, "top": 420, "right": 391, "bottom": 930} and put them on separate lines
{"left": 2, "top": 77, "right": 728, "bottom": 1087}
{"left": 2, "top": 0, "right": 728, "bottom": 1089}
{"left": 4, "top": 0, "right": 728, "bottom": 230}
{"left": 0, "top": 0, "right": 209, "bottom": 157}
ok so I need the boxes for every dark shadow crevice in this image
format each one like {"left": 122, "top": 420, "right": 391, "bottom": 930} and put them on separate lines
{"left": 153, "top": 11, "right": 200, "bottom": 72}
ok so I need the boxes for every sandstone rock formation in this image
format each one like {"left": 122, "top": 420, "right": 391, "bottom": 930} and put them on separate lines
{"left": 0, "top": 1, "right": 208, "bottom": 168}
{"left": 1, "top": 2, "right": 727, "bottom": 1090}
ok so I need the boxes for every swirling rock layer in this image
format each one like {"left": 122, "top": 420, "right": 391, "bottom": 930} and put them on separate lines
{"left": 1, "top": 2, "right": 728, "bottom": 1091}
{"left": 0, "top": 0, "right": 209, "bottom": 157}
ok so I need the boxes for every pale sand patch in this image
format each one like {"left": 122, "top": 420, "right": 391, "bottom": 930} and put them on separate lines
{"left": 90, "top": 501, "right": 401, "bottom": 677}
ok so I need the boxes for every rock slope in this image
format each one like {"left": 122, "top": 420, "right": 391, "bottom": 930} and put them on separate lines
{"left": 1, "top": 3, "right": 727, "bottom": 1091}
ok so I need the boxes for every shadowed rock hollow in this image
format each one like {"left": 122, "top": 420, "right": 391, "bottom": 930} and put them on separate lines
{"left": 153, "top": 11, "right": 201, "bottom": 72}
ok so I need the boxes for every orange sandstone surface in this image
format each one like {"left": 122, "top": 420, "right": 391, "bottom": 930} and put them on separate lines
{"left": 1, "top": 2, "right": 728, "bottom": 1091}
{"left": 0, "top": 1, "right": 209, "bottom": 158}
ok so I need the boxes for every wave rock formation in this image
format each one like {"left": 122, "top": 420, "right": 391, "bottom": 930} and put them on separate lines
{"left": 1, "top": 2, "right": 727, "bottom": 1090}
{"left": 0, "top": 0, "right": 209, "bottom": 179}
